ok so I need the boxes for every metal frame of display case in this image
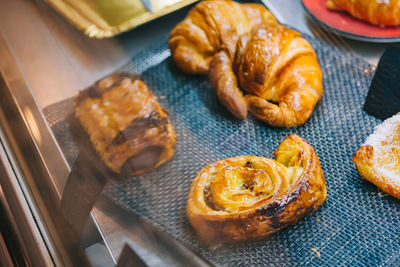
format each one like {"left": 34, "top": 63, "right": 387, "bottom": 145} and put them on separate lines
{"left": 0, "top": 34, "right": 94, "bottom": 265}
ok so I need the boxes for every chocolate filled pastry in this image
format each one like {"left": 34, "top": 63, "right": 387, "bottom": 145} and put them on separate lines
{"left": 210, "top": 24, "right": 323, "bottom": 127}
{"left": 353, "top": 113, "right": 400, "bottom": 199}
{"left": 187, "top": 134, "right": 327, "bottom": 244}
{"left": 74, "top": 73, "right": 177, "bottom": 176}
{"left": 168, "top": 0, "right": 277, "bottom": 75}
{"left": 326, "top": 0, "right": 400, "bottom": 27}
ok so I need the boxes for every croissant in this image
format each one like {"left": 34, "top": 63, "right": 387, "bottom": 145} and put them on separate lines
{"left": 74, "top": 73, "right": 177, "bottom": 175}
{"left": 353, "top": 113, "right": 400, "bottom": 199}
{"left": 168, "top": 0, "right": 277, "bottom": 74}
{"left": 210, "top": 24, "right": 323, "bottom": 127}
{"left": 327, "top": 0, "right": 400, "bottom": 26}
{"left": 187, "top": 134, "right": 327, "bottom": 244}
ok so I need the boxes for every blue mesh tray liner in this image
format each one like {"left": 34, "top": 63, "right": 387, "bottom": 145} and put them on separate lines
{"left": 43, "top": 34, "right": 400, "bottom": 266}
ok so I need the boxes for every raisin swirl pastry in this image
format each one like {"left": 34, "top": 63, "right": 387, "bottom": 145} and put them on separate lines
{"left": 187, "top": 134, "right": 327, "bottom": 243}
{"left": 353, "top": 113, "right": 400, "bottom": 199}
{"left": 74, "top": 73, "right": 177, "bottom": 176}
{"left": 327, "top": 0, "right": 400, "bottom": 27}
{"left": 168, "top": 0, "right": 277, "bottom": 74}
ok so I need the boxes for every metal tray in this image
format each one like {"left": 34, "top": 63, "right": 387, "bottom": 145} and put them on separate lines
{"left": 45, "top": 0, "right": 197, "bottom": 38}
{"left": 44, "top": 33, "right": 400, "bottom": 266}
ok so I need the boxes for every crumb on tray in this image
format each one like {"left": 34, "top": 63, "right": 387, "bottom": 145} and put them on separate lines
{"left": 311, "top": 248, "right": 321, "bottom": 258}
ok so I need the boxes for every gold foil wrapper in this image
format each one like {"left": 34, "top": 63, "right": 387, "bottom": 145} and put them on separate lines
{"left": 45, "top": 0, "right": 198, "bottom": 38}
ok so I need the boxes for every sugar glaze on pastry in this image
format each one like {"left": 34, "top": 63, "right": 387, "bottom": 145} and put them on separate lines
{"left": 74, "top": 73, "right": 177, "bottom": 176}
{"left": 353, "top": 113, "right": 400, "bottom": 198}
{"left": 187, "top": 134, "right": 327, "bottom": 244}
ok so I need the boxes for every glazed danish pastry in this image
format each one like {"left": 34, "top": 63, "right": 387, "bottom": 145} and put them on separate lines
{"left": 327, "top": 0, "right": 400, "bottom": 27}
{"left": 74, "top": 73, "right": 177, "bottom": 176}
{"left": 168, "top": 0, "right": 277, "bottom": 74}
{"left": 353, "top": 113, "right": 400, "bottom": 199}
{"left": 210, "top": 24, "right": 323, "bottom": 127}
{"left": 187, "top": 134, "right": 327, "bottom": 244}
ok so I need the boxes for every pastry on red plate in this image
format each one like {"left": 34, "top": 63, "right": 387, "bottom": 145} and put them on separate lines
{"left": 326, "top": 0, "right": 400, "bottom": 27}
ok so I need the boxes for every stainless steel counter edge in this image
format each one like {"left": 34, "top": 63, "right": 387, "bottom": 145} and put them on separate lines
{"left": 0, "top": 128, "right": 55, "bottom": 266}
{"left": 0, "top": 33, "right": 96, "bottom": 266}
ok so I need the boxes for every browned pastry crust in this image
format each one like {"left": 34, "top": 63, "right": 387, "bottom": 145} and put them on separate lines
{"left": 353, "top": 113, "right": 400, "bottom": 199}
{"left": 210, "top": 24, "right": 323, "bottom": 127}
{"left": 170, "top": 1, "right": 322, "bottom": 127}
{"left": 187, "top": 134, "right": 327, "bottom": 244}
{"left": 168, "top": 0, "right": 277, "bottom": 75}
{"left": 74, "top": 73, "right": 177, "bottom": 176}
{"left": 327, "top": 0, "right": 400, "bottom": 26}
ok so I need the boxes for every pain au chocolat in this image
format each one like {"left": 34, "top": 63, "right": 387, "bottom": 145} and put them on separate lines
{"left": 74, "top": 73, "right": 177, "bottom": 176}
{"left": 353, "top": 113, "right": 400, "bottom": 199}
{"left": 187, "top": 134, "right": 327, "bottom": 244}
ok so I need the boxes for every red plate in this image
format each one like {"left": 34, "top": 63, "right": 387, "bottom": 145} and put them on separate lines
{"left": 302, "top": 0, "right": 400, "bottom": 42}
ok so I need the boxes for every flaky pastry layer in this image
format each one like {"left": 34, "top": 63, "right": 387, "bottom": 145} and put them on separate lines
{"left": 210, "top": 24, "right": 323, "bottom": 127}
{"left": 168, "top": 0, "right": 277, "bottom": 74}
